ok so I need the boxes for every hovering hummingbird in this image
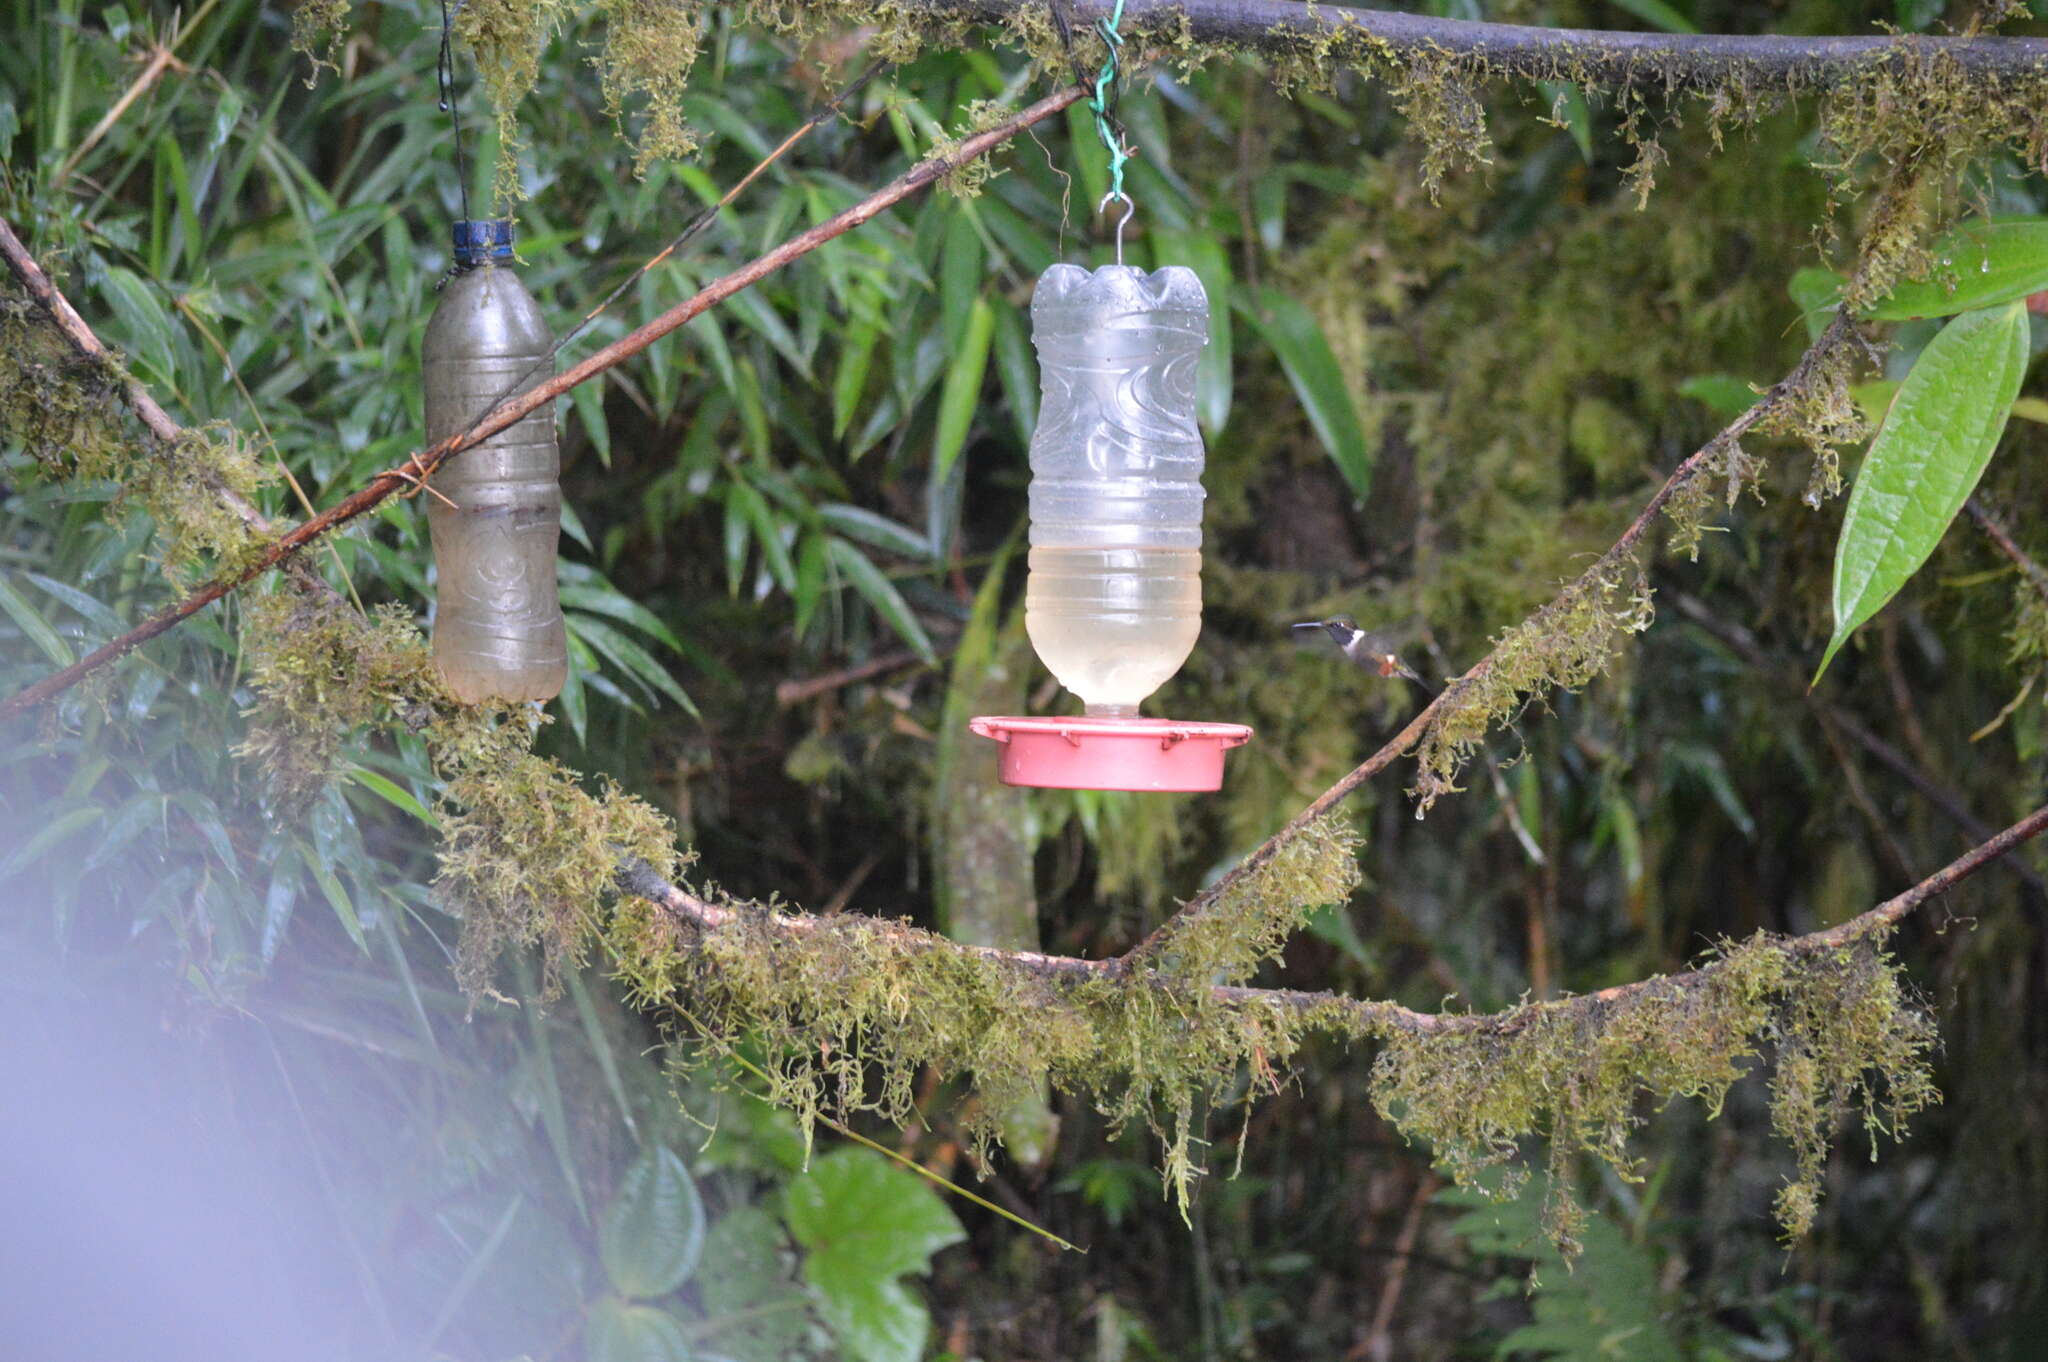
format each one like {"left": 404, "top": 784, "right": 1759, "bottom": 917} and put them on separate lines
{"left": 1293, "top": 617, "right": 1427, "bottom": 687}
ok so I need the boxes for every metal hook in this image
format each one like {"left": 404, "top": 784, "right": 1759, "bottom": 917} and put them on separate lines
{"left": 1098, "top": 190, "right": 1135, "bottom": 266}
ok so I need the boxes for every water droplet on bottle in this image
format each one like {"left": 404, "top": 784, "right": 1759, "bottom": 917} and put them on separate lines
{"left": 1939, "top": 255, "right": 1952, "bottom": 267}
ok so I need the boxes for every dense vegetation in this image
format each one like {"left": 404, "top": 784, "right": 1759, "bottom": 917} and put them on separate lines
{"left": 4, "top": 1, "right": 2048, "bottom": 1358}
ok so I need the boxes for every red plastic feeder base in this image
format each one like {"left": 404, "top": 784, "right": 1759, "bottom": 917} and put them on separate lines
{"left": 967, "top": 715, "right": 1254, "bottom": 792}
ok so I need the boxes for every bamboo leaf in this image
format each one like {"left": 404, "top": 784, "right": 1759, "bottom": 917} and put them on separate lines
{"left": 1244, "top": 288, "right": 1373, "bottom": 500}
{"left": 826, "top": 538, "right": 938, "bottom": 665}
{"left": 1819, "top": 302, "right": 2030, "bottom": 681}
{"left": 0, "top": 570, "right": 75, "bottom": 665}
{"left": 932, "top": 296, "right": 994, "bottom": 483}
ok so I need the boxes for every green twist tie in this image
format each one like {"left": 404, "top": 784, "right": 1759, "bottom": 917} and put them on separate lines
{"left": 1087, "top": 0, "right": 1130, "bottom": 204}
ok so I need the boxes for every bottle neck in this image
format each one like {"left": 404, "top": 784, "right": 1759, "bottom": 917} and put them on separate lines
{"left": 1084, "top": 702, "right": 1139, "bottom": 719}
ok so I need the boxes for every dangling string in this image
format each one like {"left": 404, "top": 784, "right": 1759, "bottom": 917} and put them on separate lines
{"left": 436, "top": 0, "right": 473, "bottom": 243}
{"left": 1085, "top": 0, "right": 1136, "bottom": 263}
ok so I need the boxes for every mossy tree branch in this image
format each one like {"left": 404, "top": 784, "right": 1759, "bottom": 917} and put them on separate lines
{"left": 620, "top": 798, "right": 2048, "bottom": 1042}
{"left": 938, "top": 0, "right": 2048, "bottom": 86}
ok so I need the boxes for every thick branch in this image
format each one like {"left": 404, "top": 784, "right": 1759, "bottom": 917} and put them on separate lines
{"left": 0, "top": 84, "right": 1085, "bottom": 724}
{"left": 949, "top": 0, "right": 2048, "bottom": 85}
{"left": 619, "top": 795, "right": 2048, "bottom": 1040}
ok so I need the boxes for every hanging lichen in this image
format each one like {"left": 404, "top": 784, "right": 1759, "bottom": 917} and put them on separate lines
{"left": 235, "top": 589, "right": 678, "bottom": 998}
{"left": 593, "top": 0, "right": 707, "bottom": 177}
{"left": 1368, "top": 930, "right": 1936, "bottom": 1252}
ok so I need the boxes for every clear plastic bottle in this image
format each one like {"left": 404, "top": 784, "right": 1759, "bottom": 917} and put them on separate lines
{"left": 1023, "top": 263, "right": 1208, "bottom": 716}
{"left": 422, "top": 220, "right": 568, "bottom": 704}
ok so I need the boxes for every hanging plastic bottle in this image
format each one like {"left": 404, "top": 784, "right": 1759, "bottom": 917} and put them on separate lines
{"left": 422, "top": 219, "right": 568, "bottom": 705}
{"left": 969, "top": 259, "right": 1251, "bottom": 792}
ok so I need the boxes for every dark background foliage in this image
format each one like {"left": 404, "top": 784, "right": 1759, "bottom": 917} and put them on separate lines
{"left": 2, "top": 1, "right": 2046, "bottom": 1358}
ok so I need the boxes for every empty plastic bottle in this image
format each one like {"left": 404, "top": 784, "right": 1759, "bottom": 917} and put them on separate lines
{"left": 422, "top": 219, "right": 567, "bottom": 704}
{"left": 1023, "top": 263, "right": 1208, "bottom": 716}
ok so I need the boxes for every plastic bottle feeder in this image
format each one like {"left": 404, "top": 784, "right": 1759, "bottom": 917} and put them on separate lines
{"left": 969, "top": 263, "right": 1252, "bottom": 792}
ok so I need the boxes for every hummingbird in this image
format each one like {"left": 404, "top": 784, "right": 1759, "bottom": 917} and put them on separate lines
{"left": 1293, "top": 617, "right": 1428, "bottom": 687}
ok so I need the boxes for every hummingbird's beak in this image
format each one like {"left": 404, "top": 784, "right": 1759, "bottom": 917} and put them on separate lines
{"left": 1290, "top": 620, "right": 1331, "bottom": 639}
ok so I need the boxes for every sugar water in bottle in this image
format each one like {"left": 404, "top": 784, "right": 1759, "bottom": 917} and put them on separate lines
{"left": 422, "top": 219, "right": 568, "bottom": 705}
{"left": 1023, "top": 263, "right": 1208, "bottom": 717}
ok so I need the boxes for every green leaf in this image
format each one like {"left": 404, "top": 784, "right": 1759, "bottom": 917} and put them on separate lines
{"left": 1788, "top": 267, "right": 1844, "bottom": 342}
{"left": 939, "top": 206, "right": 984, "bottom": 354}
{"left": 826, "top": 539, "right": 938, "bottom": 665}
{"left": 1819, "top": 302, "right": 2030, "bottom": 681}
{"left": 1536, "top": 80, "right": 1594, "bottom": 164}
{"left": 833, "top": 320, "right": 880, "bottom": 440}
{"left": 1677, "top": 373, "right": 1761, "bottom": 419}
{"left": 584, "top": 1299, "right": 695, "bottom": 1362}
{"left": 600, "top": 1145, "right": 706, "bottom": 1299}
{"left": 0, "top": 805, "right": 104, "bottom": 879}
{"left": 818, "top": 504, "right": 931, "bottom": 559}
{"left": 1606, "top": 0, "right": 1697, "bottom": 33}
{"left": 0, "top": 570, "right": 74, "bottom": 665}
{"left": 932, "top": 296, "right": 995, "bottom": 482}
{"left": 785, "top": 1150, "right": 965, "bottom": 1362}
{"left": 1154, "top": 229, "right": 1234, "bottom": 435}
{"left": 1864, "top": 217, "right": 2048, "bottom": 320}
{"left": 347, "top": 766, "right": 439, "bottom": 828}
{"left": 1245, "top": 287, "right": 1373, "bottom": 500}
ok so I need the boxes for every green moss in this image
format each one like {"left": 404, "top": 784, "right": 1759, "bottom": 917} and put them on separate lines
{"left": 593, "top": 0, "right": 707, "bottom": 176}
{"left": 1138, "top": 816, "right": 1360, "bottom": 985}
{"left": 1412, "top": 556, "right": 1654, "bottom": 811}
{"left": 1367, "top": 931, "right": 1935, "bottom": 1252}
{"left": 0, "top": 281, "right": 126, "bottom": 478}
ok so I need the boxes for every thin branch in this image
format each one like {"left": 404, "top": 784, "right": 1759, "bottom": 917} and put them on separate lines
{"left": 1966, "top": 496, "right": 2048, "bottom": 598}
{"left": 940, "top": 0, "right": 2048, "bottom": 85}
{"left": 0, "top": 84, "right": 1086, "bottom": 724}
{"left": 1670, "top": 588, "right": 2048, "bottom": 899}
{"left": 618, "top": 794, "right": 2048, "bottom": 1040}
{"left": 1123, "top": 311, "right": 1861, "bottom": 969}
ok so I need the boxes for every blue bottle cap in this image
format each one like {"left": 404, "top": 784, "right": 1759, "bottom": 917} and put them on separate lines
{"left": 451, "top": 219, "right": 515, "bottom": 268}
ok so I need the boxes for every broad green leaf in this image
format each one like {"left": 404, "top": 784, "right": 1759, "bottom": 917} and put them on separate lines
{"left": 1788, "top": 267, "right": 1843, "bottom": 341}
{"left": 1677, "top": 373, "right": 1761, "bottom": 419}
{"left": 785, "top": 1150, "right": 965, "bottom": 1362}
{"left": 696, "top": 1206, "right": 815, "bottom": 1361}
{"left": 600, "top": 1145, "right": 706, "bottom": 1299}
{"left": 584, "top": 1299, "right": 694, "bottom": 1362}
{"left": 1820, "top": 302, "right": 2030, "bottom": 681}
{"left": 826, "top": 539, "right": 938, "bottom": 665}
{"left": 1245, "top": 287, "right": 1373, "bottom": 500}
{"left": 932, "top": 296, "right": 995, "bottom": 482}
{"left": 1864, "top": 217, "right": 2048, "bottom": 320}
